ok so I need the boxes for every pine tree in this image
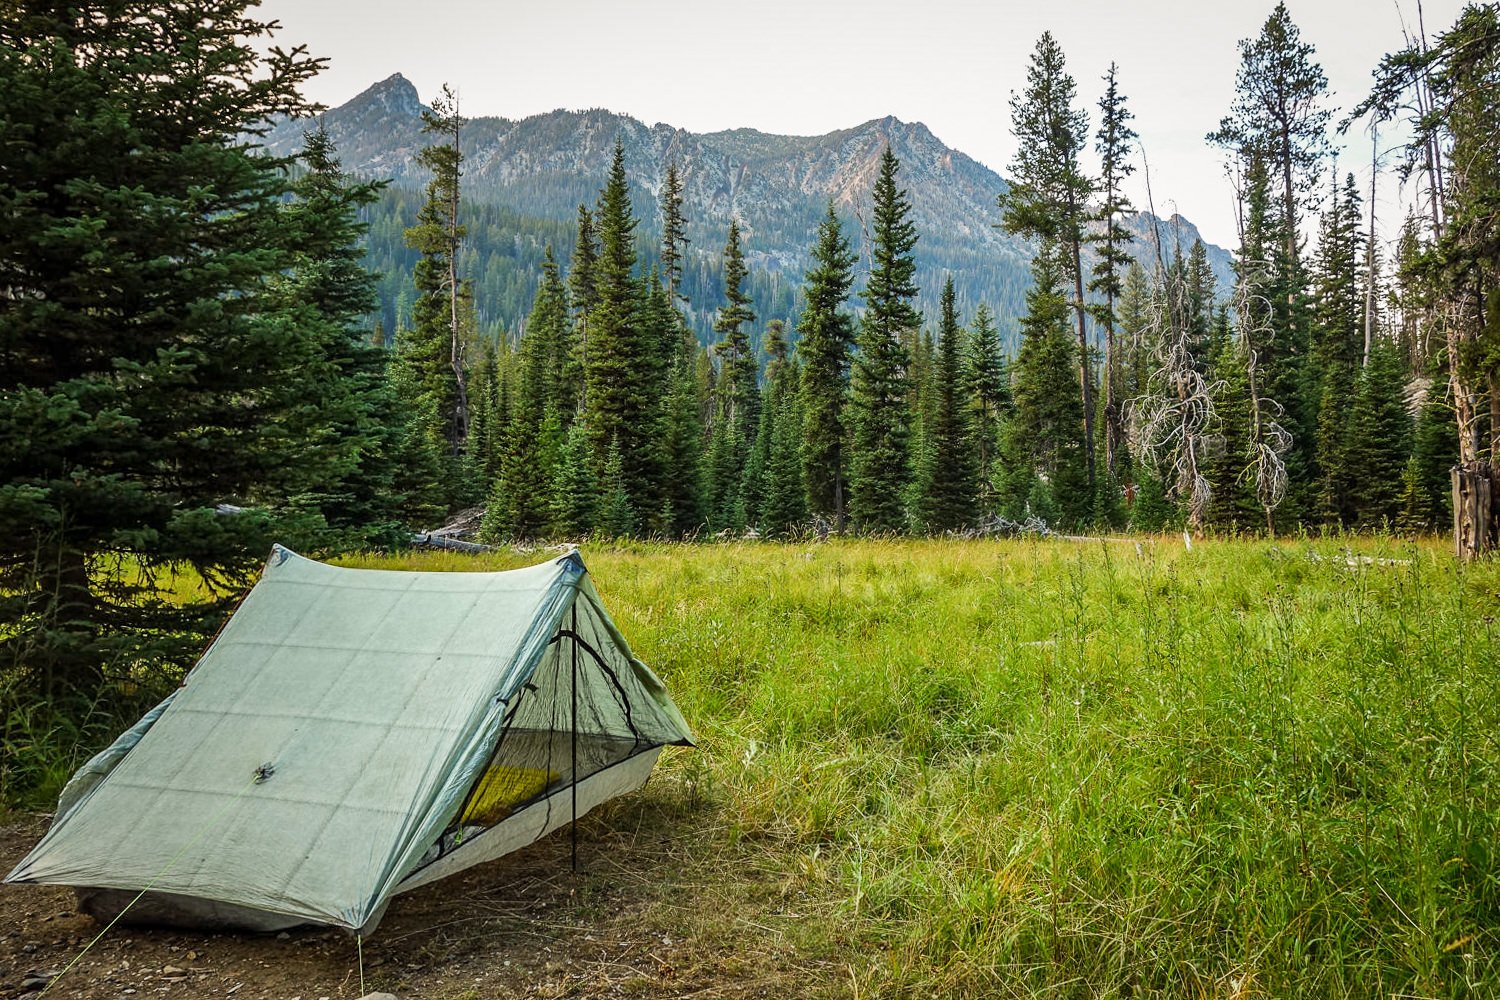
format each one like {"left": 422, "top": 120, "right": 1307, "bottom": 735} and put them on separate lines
{"left": 1001, "top": 248, "right": 1090, "bottom": 528}
{"left": 762, "top": 366, "right": 808, "bottom": 537}
{"left": 1204, "top": 336, "right": 1262, "bottom": 532}
{"left": 1346, "top": 336, "right": 1412, "bottom": 526}
{"left": 1208, "top": 2, "right": 1333, "bottom": 271}
{"left": 849, "top": 148, "right": 920, "bottom": 532}
{"left": 567, "top": 203, "right": 599, "bottom": 414}
{"left": 1211, "top": 4, "right": 1332, "bottom": 517}
{"left": 713, "top": 218, "right": 760, "bottom": 445}
{"left": 583, "top": 139, "right": 660, "bottom": 529}
{"left": 916, "top": 277, "right": 979, "bottom": 532}
{"left": 1090, "top": 62, "right": 1137, "bottom": 476}
{"left": 275, "top": 127, "right": 407, "bottom": 548}
{"left": 549, "top": 419, "right": 599, "bottom": 538}
{"left": 659, "top": 357, "right": 708, "bottom": 537}
{"left": 660, "top": 160, "right": 690, "bottom": 307}
{"left": 1310, "top": 171, "right": 1366, "bottom": 526}
{"left": 484, "top": 248, "right": 569, "bottom": 539}
{"left": 798, "top": 203, "right": 860, "bottom": 531}
{"left": 598, "top": 437, "right": 637, "bottom": 538}
{"left": 1405, "top": 370, "right": 1458, "bottom": 531}
{"left": 964, "top": 302, "right": 1010, "bottom": 514}
{"left": 1000, "top": 32, "right": 1097, "bottom": 497}
{"left": 401, "top": 84, "right": 471, "bottom": 458}
{"left": 0, "top": 2, "right": 335, "bottom": 712}
{"left": 743, "top": 319, "right": 791, "bottom": 524}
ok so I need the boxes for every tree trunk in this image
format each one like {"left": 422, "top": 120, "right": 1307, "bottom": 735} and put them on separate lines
{"left": 834, "top": 442, "right": 846, "bottom": 535}
{"left": 1364, "top": 128, "right": 1378, "bottom": 367}
{"left": 448, "top": 184, "right": 469, "bottom": 448}
{"left": 34, "top": 545, "right": 104, "bottom": 699}
{"left": 1069, "top": 235, "right": 1097, "bottom": 496}
{"left": 1452, "top": 462, "right": 1496, "bottom": 559}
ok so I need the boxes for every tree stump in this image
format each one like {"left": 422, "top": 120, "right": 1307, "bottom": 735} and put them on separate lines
{"left": 1452, "top": 462, "right": 1497, "bottom": 559}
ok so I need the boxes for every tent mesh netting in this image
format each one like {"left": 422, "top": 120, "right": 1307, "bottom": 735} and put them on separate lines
{"left": 421, "top": 592, "right": 688, "bottom": 866}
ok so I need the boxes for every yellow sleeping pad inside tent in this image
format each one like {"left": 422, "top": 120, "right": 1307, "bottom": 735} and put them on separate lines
{"left": 460, "top": 765, "right": 558, "bottom": 826}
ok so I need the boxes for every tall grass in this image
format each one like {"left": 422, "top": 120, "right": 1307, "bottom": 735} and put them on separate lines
{"left": 5, "top": 538, "right": 1487, "bottom": 993}
{"left": 346, "top": 537, "right": 1499, "bottom": 997}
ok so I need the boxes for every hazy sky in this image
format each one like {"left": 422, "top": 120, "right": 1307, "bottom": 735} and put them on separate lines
{"left": 255, "top": 0, "right": 1463, "bottom": 249}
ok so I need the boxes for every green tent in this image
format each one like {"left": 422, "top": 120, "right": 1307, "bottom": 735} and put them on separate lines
{"left": 5, "top": 546, "right": 692, "bottom": 934}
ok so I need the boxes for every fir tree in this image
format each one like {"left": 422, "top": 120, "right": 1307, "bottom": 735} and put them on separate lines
{"left": 0, "top": 2, "right": 333, "bottom": 711}
{"left": 660, "top": 160, "right": 690, "bottom": 307}
{"left": 549, "top": 419, "right": 599, "bottom": 538}
{"left": 849, "top": 148, "right": 920, "bottom": 532}
{"left": 659, "top": 357, "right": 708, "bottom": 537}
{"left": 999, "top": 32, "right": 1097, "bottom": 496}
{"left": 713, "top": 218, "right": 760, "bottom": 444}
{"left": 761, "top": 364, "right": 808, "bottom": 537}
{"left": 706, "top": 414, "right": 744, "bottom": 532}
{"left": 916, "top": 277, "right": 979, "bottom": 532}
{"left": 583, "top": 139, "right": 660, "bottom": 528}
{"left": 1001, "top": 248, "right": 1090, "bottom": 528}
{"left": 743, "top": 320, "right": 791, "bottom": 525}
{"left": 484, "top": 248, "right": 569, "bottom": 539}
{"left": 1128, "top": 471, "right": 1175, "bottom": 533}
{"left": 798, "top": 204, "right": 860, "bottom": 530}
{"left": 1204, "top": 336, "right": 1262, "bottom": 532}
{"left": 1090, "top": 62, "right": 1137, "bottom": 475}
{"left": 1345, "top": 337, "right": 1412, "bottom": 526}
{"left": 965, "top": 302, "right": 1010, "bottom": 514}
{"left": 567, "top": 203, "right": 599, "bottom": 413}
{"left": 401, "top": 84, "right": 471, "bottom": 457}
{"left": 1310, "top": 171, "right": 1367, "bottom": 525}
{"left": 598, "top": 437, "right": 637, "bottom": 538}
{"left": 1208, "top": 1, "right": 1333, "bottom": 269}
{"left": 1405, "top": 372, "right": 1458, "bottom": 531}
{"left": 1185, "top": 241, "right": 1218, "bottom": 359}
{"left": 275, "top": 127, "right": 407, "bottom": 548}
{"left": 466, "top": 341, "right": 504, "bottom": 488}
{"left": 1234, "top": 152, "right": 1301, "bottom": 531}
{"left": 1117, "top": 260, "right": 1156, "bottom": 407}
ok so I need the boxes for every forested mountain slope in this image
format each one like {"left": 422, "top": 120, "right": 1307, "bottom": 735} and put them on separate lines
{"left": 265, "top": 73, "right": 1233, "bottom": 344}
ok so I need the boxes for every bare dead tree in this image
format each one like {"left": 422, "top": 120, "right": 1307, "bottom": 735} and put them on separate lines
{"left": 1127, "top": 264, "right": 1220, "bottom": 533}
{"left": 1231, "top": 261, "right": 1292, "bottom": 533}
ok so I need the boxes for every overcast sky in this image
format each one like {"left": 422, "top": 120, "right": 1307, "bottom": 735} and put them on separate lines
{"left": 255, "top": 0, "right": 1464, "bottom": 250}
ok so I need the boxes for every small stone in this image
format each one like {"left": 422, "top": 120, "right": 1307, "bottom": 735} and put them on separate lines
{"left": 356, "top": 994, "right": 399, "bottom": 1000}
{"left": 185, "top": 951, "right": 198, "bottom": 961}
{"left": 21, "top": 969, "right": 60, "bottom": 989}
{"left": 276, "top": 931, "right": 290, "bottom": 941}
{"left": 162, "top": 965, "right": 185, "bottom": 975}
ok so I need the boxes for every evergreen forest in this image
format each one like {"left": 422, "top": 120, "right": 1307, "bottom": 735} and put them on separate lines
{"left": 3, "top": 0, "right": 1500, "bottom": 792}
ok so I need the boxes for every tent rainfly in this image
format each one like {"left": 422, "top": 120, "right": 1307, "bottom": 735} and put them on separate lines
{"left": 5, "top": 546, "right": 692, "bottom": 935}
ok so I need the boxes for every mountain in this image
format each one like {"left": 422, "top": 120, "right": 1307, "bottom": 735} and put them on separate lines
{"left": 265, "top": 73, "right": 1235, "bottom": 347}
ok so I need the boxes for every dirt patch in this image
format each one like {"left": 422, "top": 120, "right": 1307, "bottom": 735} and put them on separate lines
{"left": 0, "top": 789, "right": 832, "bottom": 999}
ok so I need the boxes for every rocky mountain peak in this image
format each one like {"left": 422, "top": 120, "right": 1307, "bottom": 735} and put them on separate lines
{"left": 349, "top": 72, "right": 424, "bottom": 119}
{"left": 264, "top": 76, "right": 1235, "bottom": 337}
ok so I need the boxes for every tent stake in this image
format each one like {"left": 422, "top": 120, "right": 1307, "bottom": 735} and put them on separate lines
{"left": 570, "top": 601, "right": 578, "bottom": 873}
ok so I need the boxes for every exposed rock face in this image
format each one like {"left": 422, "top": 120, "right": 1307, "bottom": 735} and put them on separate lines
{"left": 265, "top": 74, "right": 1234, "bottom": 334}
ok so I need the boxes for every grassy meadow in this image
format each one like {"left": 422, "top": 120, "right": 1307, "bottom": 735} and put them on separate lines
{"left": 331, "top": 536, "right": 1499, "bottom": 997}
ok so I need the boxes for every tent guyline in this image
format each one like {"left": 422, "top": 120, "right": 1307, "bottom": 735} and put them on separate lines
{"left": 5, "top": 546, "right": 693, "bottom": 936}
